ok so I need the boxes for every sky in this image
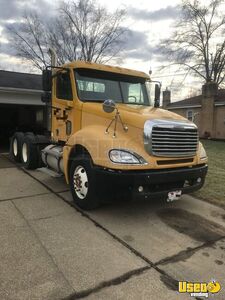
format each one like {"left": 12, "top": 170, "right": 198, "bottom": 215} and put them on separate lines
{"left": 0, "top": 0, "right": 205, "bottom": 100}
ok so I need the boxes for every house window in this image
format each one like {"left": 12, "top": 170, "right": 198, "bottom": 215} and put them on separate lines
{"left": 36, "top": 109, "right": 43, "bottom": 124}
{"left": 187, "top": 110, "right": 193, "bottom": 121}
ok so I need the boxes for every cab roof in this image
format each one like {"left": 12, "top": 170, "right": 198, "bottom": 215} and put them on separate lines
{"left": 62, "top": 60, "right": 150, "bottom": 80}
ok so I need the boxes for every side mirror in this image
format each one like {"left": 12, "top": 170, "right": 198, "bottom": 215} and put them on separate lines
{"left": 42, "top": 69, "right": 52, "bottom": 92}
{"left": 154, "top": 84, "right": 161, "bottom": 108}
{"left": 41, "top": 91, "right": 51, "bottom": 104}
{"left": 103, "top": 99, "right": 116, "bottom": 113}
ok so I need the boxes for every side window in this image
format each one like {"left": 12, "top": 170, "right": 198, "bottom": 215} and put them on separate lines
{"left": 187, "top": 110, "right": 193, "bottom": 121}
{"left": 56, "top": 72, "right": 73, "bottom": 100}
{"left": 127, "top": 83, "right": 144, "bottom": 103}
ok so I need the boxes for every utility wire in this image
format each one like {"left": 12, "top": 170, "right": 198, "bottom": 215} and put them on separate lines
{"left": 151, "top": 73, "right": 188, "bottom": 78}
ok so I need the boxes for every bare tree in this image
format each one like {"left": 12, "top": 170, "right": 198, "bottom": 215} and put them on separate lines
{"left": 61, "top": 0, "right": 126, "bottom": 63}
{"left": 161, "top": 0, "right": 225, "bottom": 85}
{"left": 7, "top": 12, "right": 50, "bottom": 70}
{"left": 6, "top": 0, "right": 126, "bottom": 71}
{"left": 47, "top": 15, "right": 80, "bottom": 65}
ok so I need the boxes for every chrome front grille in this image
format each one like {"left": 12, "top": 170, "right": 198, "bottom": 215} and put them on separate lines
{"left": 144, "top": 119, "right": 199, "bottom": 158}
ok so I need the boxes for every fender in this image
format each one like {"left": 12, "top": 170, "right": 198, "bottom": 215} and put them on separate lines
{"left": 63, "top": 124, "right": 150, "bottom": 183}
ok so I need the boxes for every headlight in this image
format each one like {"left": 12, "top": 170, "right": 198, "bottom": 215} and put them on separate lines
{"left": 109, "top": 149, "right": 147, "bottom": 165}
{"left": 200, "top": 143, "right": 207, "bottom": 160}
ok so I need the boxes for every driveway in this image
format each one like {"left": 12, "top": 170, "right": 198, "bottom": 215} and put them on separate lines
{"left": 0, "top": 153, "right": 225, "bottom": 300}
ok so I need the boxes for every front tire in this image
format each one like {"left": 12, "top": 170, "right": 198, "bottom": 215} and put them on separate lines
{"left": 69, "top": 155, "right": 100, "bottom": 210}
{"left": 10, "top": 132, "right": 24, "bottom": 162}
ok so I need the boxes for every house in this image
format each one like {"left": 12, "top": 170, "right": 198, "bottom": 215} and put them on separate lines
{"left": 162, "top": 83, "right": 225, "bottom": 140}
{"left": 0, "top": 70, "right": 46, "bottom": 148}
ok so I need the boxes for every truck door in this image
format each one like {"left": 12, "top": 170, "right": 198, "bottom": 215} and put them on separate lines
{"left": 52, "top": 71, "right": 74, "bottom": 142}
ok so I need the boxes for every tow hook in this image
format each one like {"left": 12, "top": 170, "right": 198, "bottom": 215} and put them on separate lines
{"left": 167, "top": 190, "right": 182, "bottom": 202}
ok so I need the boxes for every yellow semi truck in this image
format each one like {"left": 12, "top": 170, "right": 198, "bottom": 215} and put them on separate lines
{"left": 10, "top": 61, "right": 208, "bottom": 210}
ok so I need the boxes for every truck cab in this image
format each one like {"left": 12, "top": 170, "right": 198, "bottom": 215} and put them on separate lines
{"left": 10, "top": 61, "right": 208, "bottom": 210}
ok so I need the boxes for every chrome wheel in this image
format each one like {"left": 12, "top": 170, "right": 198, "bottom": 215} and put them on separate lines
{"left": 22, "top": 143, "right": 28, "bottom": 163}
{"left": 13, "top": 138, "right": 18, "bottom": 156}
{"left": 73, "top": 165, "right": 88, "bottom": 199}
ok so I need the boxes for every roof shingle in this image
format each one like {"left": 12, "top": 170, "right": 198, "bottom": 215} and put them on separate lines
{"left": 0, "top": 70, "right": 42, "bottom": 90}
{"left": 167, "top": 89, "right": 225, "bottom": 108}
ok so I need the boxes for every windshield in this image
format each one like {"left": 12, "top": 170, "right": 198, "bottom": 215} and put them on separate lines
{"left": 145, "top": 80, "right": 155, "bottom": 106}
{"left": 74, "top": 68, "right": 150, "bottom": 106}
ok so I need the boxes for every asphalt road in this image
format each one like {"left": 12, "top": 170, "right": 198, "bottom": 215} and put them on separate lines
{"left": 0, "top": 154, "right": 225, "bottom": 300}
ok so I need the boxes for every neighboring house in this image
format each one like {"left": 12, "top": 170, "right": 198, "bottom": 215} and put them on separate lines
{"left": 0, "top": 70, "right": 46, "bottom": 146}
{"left": 162, "top": 83, "right": 225, "bottom": 140}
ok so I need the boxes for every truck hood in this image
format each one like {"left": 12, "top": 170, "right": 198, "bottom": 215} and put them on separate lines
{"left": 83, "top": 102, "right": 189, "bottom": 129}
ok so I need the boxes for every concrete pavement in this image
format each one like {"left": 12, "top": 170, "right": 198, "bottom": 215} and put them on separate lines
{"left": 0, "top": 153, "right": 225, "bottom": 299}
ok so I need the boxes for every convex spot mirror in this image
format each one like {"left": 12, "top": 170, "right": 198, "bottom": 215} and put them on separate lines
{"left": 42, "top": 69, "right": 52, "bottom": 92}
{"left": 103, "top": 99, "right": 116, "bottom": 113}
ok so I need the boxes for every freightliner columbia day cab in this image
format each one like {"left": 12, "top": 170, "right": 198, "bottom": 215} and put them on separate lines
{"left": 10, "top": 61, "right": 208, "bottom": 210}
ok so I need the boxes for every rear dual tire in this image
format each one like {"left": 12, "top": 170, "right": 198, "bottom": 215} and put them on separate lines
{"left": 10, "top": 132, "right": 24, "bottom": 162}
{"left": 10, "top": 132, "right": 43, "bottom": 170}
{"left": 21, "top": 134, "right": 40, "bottom": 170}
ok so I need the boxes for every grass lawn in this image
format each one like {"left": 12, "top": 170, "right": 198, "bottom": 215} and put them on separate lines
{"left": 193, "top": 139, "right": 225, "bottom": 208}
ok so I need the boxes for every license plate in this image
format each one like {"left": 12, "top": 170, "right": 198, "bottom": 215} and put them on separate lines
{"left": 167, "top": 190, "right": 182, "bottom": 202}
